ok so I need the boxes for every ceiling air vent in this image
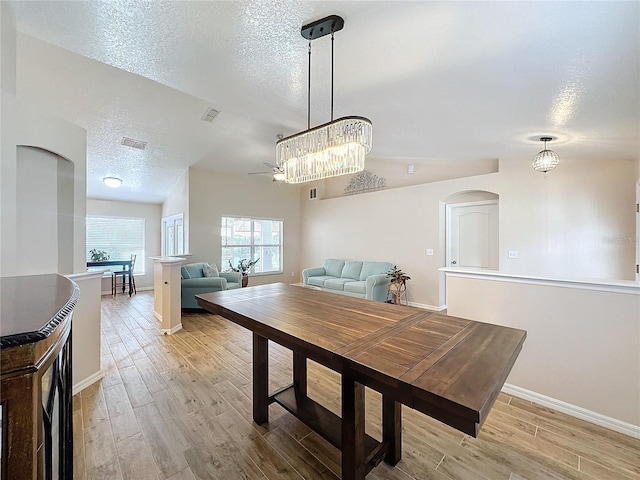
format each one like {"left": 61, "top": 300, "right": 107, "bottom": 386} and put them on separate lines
{"left": 121, "top": 137, "right": 147, "bottom": 150}
{"left": 201, "top": 107, "right": 220, "bottom": 122}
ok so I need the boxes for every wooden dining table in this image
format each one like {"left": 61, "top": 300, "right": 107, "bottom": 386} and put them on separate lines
{"left": 86, "top": 259, "right": 133, "bottom": 296}
{"left": 197, "top": 283, "right": 526, "bottom": 480}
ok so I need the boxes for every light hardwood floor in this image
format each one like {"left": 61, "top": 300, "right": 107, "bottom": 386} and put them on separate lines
{"left": 74, "top": 291, "right": 640, "bottom": 480}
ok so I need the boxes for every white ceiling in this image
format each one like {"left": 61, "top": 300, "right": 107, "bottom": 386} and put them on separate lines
{"left": 9, "top": 1, "right": 640, "bottom": 204}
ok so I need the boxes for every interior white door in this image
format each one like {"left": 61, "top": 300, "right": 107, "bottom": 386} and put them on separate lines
{"left": 447, "top": 201, "right": 498, "bottom": 269}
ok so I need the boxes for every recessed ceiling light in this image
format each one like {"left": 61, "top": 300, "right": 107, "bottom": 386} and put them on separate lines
{"left": 121, "top": 137, "right": 147, "bottom": 150}
{"left": 201, "top": 107, "right": 220, "bottom": 122}
{"left": 103, "top": 176, "right": 122, "bottom": 188}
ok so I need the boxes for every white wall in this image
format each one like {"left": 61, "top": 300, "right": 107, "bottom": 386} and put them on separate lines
{"left": 162, "top": 169, "right": 190, "bottom": 253}
{"left": 67, "top": 271, "right": 104, "bottom": 393}
{"left": 2, "top": 5, "right": 100, "bottom": 396}
{"left": 188, "top": 168, "right": 301, "bottom": 285}
{"left": 300, "top": 156, "right": 637, "bottom": 309}
{"left": 1, "top": 1, "right": 16, "bottom": 95}
{"left": 1, "top": 95, "right": 87, "bottom": 275}
{"left": 87, "top": 199, "right": 162, "bottom": 291}
{"left": 445, "top": 271, "right": 640, "bottom": 430}
{"left": 1, "top": 5, "right": 87, "bottom": 277}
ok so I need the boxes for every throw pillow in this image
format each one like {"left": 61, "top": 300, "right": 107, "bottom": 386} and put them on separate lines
{"left": 203, "top": 263, "right": 219, "bottom": 278}
{"left": 180, "top": 266, "right": 191, "bottom": 279}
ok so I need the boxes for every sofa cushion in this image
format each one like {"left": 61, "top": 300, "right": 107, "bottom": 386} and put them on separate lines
{"left": 308, "top": 276, "right": 334, "bottom": 288}
{"left": 203, "top": 263, "right": 219, "bottom": 277}
{"left": 323, "top": 259, "right": 345, "bottom": 278}
{"left": 359, "top": 261, "right": 393, "bottom": 281}
{"left": 181, "top": 277, "right": 224, "bottom": 289}
{"left": 341, "top": 261, "right": 363, "bottom": 280}
{"left": 344, "top": 281, "right": 366, "bottom": 295}
{"left": 182, "top": 263, "right": 205, "bottom": 279}
{"left": 324, "top": 278, "right": 353, "bottom": 291}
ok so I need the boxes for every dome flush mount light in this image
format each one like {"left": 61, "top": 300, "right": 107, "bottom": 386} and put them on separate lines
{"left": 103, "top": 176, "right": 123, "bottom": 188}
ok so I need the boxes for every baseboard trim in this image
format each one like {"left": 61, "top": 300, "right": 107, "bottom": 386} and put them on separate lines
{"left": 502, "top": 383, "right": 640, "bottom": 439}
{"left": 73, "top": 369, "right": 105, "bottom": 396}
{"left": 161, "top": 323, "right": 183, "bottom": 335}
{"left": 101, "top": 286, "right": 154, "bottom": 296}
{"left": 408, "top": 301, "right": 447, "bottom": 311}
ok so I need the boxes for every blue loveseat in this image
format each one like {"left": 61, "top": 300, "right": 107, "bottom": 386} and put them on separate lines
{"left": 302, "top": 259, "right": 392, "bottom": 302}
{"left": 181, "top": 262, "right": 242, "bottom": 308}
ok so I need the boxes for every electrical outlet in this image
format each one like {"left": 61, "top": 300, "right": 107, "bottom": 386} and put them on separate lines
{"left": 426, "top": 249, "right": 434, "bottom": 256}
{"left": 508, "top": 250, "right": 518, "bottom": 259}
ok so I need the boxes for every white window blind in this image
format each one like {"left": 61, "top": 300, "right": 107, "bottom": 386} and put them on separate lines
{"left": 86, "top": 216, "right": 145, "bottom": 274}
{"left": 221, "top": 216, "right": 283, "bottom": 274}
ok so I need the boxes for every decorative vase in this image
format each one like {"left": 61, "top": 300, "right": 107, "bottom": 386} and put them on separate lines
{"left": 242, "top": 275, "right": 249, "bottom": 288}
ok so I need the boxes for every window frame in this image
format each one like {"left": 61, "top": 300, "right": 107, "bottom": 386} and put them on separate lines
{"left": 86, "top": 215, "right": 146, "bottom": 275}
{"left": 162, "top": 213, "right": 184, "bottom": 257}
{"left": 221, "top": 215, "right": 284, "bottom": 276}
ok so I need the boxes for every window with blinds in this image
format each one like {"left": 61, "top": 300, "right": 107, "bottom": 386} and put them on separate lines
{"left": 86, "top": 216, "right": 145, "bottom": 274}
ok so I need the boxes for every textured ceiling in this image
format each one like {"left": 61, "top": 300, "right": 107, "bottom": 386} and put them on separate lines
{"left": 9, "top": 1, "right": 640, "bottom": 203}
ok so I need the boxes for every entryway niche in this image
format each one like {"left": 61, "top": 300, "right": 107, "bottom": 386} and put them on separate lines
{"left": 16, "top": 145, "right": 74, "bottom": 274}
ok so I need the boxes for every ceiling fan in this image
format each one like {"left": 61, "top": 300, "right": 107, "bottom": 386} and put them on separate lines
{"left": 248, "top": 162, "right": 285, "bottom": 182}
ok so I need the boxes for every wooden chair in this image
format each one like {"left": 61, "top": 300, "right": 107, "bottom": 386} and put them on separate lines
{"left": 112, "top": 254, "right": 137, "bottom": 296}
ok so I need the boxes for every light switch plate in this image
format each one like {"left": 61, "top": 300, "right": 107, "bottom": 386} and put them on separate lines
{"left": 508, "top": 250, "right": 518, "bottom": 259}
{"left": 426, "top": 249, "right": 434, "bottom": 256}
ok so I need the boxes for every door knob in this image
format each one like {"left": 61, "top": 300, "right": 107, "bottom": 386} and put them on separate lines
{"left": 451, "top": 261, "right": 457, "bottom": 265}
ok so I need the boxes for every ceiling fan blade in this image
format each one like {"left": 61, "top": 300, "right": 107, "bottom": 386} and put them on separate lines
{"left": 248, "top": 171, "right": 270, "bottom": 175}
{"left": 263, "top": 162, "right": 277, "bottom": 169}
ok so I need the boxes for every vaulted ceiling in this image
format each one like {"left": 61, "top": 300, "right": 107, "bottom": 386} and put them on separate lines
{"left": 9, "top": 1, "right": 639, "bottom": 203}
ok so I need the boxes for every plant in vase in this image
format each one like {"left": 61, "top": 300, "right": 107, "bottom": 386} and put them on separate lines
{"left": 89, "top": 249, "right": 110, "bottom": 262}
{"left": 386, "top": 265, "right": 410, "bottom": 304}
{"left": 228, "top": 258, "right": 260, "bottom": 287}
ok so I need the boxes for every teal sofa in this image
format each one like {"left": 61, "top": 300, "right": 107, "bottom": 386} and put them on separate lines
{"left": 302, "top": 259, "right": 392, "bottom": 302}
{"left": 181, "top": 262, "right": 241, "bottom": 309}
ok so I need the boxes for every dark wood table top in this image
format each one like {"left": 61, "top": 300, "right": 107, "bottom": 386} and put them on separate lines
{"left": 86, "top": 259, "right": 132, "bottom": 268}
{"left": 197, "top": 283, "right": 526, "bottom": 436}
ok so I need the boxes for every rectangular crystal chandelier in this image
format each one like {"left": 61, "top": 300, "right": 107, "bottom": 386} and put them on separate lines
{"left": 276, "top": 15, "right": 373, "bottom": 184}
{"left": 276, "top": 116, "right": 372, "bottom": 184}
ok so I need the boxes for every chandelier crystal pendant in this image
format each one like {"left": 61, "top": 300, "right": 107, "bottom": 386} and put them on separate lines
{"left": 276, "top": 15, "right": 372, "bottom": 184}
{"left": 531, "top": 136, "right": 559, "bottom": 173}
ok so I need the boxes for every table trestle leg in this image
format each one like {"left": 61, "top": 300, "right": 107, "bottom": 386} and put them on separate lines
{"left": 293, "top": 352, "right": 307, "bottom": 398}
{"left": 342, "top": 371, "right": 366, "bottom": 480}
{"left": 383, "top": 396, "right": 402, "bottom": 465}
{"left": 253, "top": 333, "right": 269, "bottom": 424}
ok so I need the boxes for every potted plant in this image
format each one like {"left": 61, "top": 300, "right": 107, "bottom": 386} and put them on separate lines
{"left": 89, "top": 249, "right": 110, "bottom": 262}
{"left": 386, "top": 265, "right": 410, "bottom": 304}
{"left": 228, "top": 257, "right": 260, "bottom": 287}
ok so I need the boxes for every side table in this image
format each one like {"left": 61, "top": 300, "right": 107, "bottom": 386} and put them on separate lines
{"left": 387, "top": 281, "right": 408, "bottom": 305}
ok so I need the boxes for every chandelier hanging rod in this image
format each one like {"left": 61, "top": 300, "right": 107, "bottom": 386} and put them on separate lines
{"left": 302, "top": 16, "right": 343, "bottom": 129}
{"left": 308, "top": 41, "right": 311, "bottom": 130}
